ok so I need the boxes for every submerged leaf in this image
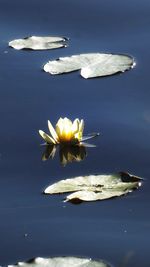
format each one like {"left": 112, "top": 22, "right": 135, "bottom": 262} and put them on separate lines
{"left": 44, "top": 172, "right": 142, "bottom": 202}
{"left": 8, "top": 256, "right": 110, "bottom": 267}
{"left": 43, "top": 53, "right": 135, "bottom": 78}
{"left": 9, "top": 36, "right": 67, "bottom": 50}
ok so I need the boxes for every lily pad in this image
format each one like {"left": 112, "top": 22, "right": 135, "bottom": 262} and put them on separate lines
{"left": 43, "top": 53, "right": 135, "bottom": 79}
{"left": 44, "top": 172, "right": 142, "bottom": 202}
{"left": 8, "top": 256, "right": 110, "bottom": 267}
{"left": 9, "top": 36, "right": 67, "bottom": 50}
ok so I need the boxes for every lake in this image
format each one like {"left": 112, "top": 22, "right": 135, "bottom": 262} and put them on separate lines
{"left": 0, "top": 0, "right": 150, "bottom": 266}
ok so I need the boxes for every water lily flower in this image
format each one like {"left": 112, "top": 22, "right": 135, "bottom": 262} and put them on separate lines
{"left": 39, "top": 117, "right": 99, "bottom": 145}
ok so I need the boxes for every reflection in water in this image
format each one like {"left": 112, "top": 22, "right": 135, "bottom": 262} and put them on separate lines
{"left": 59, "top": 145, "right": 87, "bottom": 166}
{"left": 42, "top": 145, "right": 57, "bottom": 161}
{"left": 41, "top": 144, "right": 87, "bottom": 166}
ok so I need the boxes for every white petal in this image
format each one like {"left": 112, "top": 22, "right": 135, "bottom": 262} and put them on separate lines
{"left": 55, "top": 117, "right": 64, "bottom": 136}
{"left": 39, "top": 130, "right": 56, "bottom": 144}
{"left": 79, "top": 119, "right": 84, "bottom": 133}
{"left": 64, "top": 117, "right": 73, "bottom": 126}
{"left": 48, "top": 120, "right": 59, "bottom": 143}
{"left": 63, "top": 118, "right": 73, "bottom": 134}
{"left": 80, "top": 142, "right": 96, "bottom": 147}
{"left": 72, "top": 119, "right": 79, "bottom": 134}
{"left": 81, "top": 133, "right": 100, "bottom": 142}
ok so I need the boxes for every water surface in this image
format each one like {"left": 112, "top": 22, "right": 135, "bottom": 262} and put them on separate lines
{"left": 0, "top": 0, "right": 150, "bottom": 266}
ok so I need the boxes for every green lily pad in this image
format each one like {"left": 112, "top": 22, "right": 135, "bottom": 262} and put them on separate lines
{"left": 9, "top": 36, "right": 67, "bottom": 50}
{"left": 8, "top": 256, "right": 110, "bottom": 267}
{"left": 44, "top": 172, "right": 142, "bottom": 202}
{"left": 43, "top": 53, "right": 135, "bottom": 79}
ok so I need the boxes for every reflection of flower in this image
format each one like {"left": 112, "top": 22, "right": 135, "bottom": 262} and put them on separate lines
{"left": 41, "top": 145, "right": 57, "bottom": 161}
{"left": 59, "top": 145, "right": 86, "bottom": 166}
{"left": 39, "top": 117, "right": 99, "bottom": 145}
{"left": 42, "top": 144, "right": 87, "bottom": 166}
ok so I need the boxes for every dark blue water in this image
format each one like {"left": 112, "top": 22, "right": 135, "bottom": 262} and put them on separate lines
{"left": 0, "top": 0, "right": 150, "bottom": 266}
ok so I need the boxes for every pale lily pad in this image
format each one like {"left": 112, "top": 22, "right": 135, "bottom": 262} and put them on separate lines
{"left": 8, "top": 256, "right": 110, "bottom": 267}
{"left": 44, "top": 172, "right": 142, "bottom": 202}
{"left": 43, "top": 53, "right": 135, "bottom": 79}
{"left": 9, "top": 36, "right": 67, "bottom": 50}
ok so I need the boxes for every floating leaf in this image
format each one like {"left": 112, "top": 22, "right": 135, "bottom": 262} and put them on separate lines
{"left": 43, "top": 53, "right": 135, "bottom": 78}
{"left": 9, "top": 36, "right": 67, "bottom": 50}
{"left": 8, "top": 256, "right": 110, "bottom": 267}
{"left": 44, "top": 172, "right": 142, "bottom": 202}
